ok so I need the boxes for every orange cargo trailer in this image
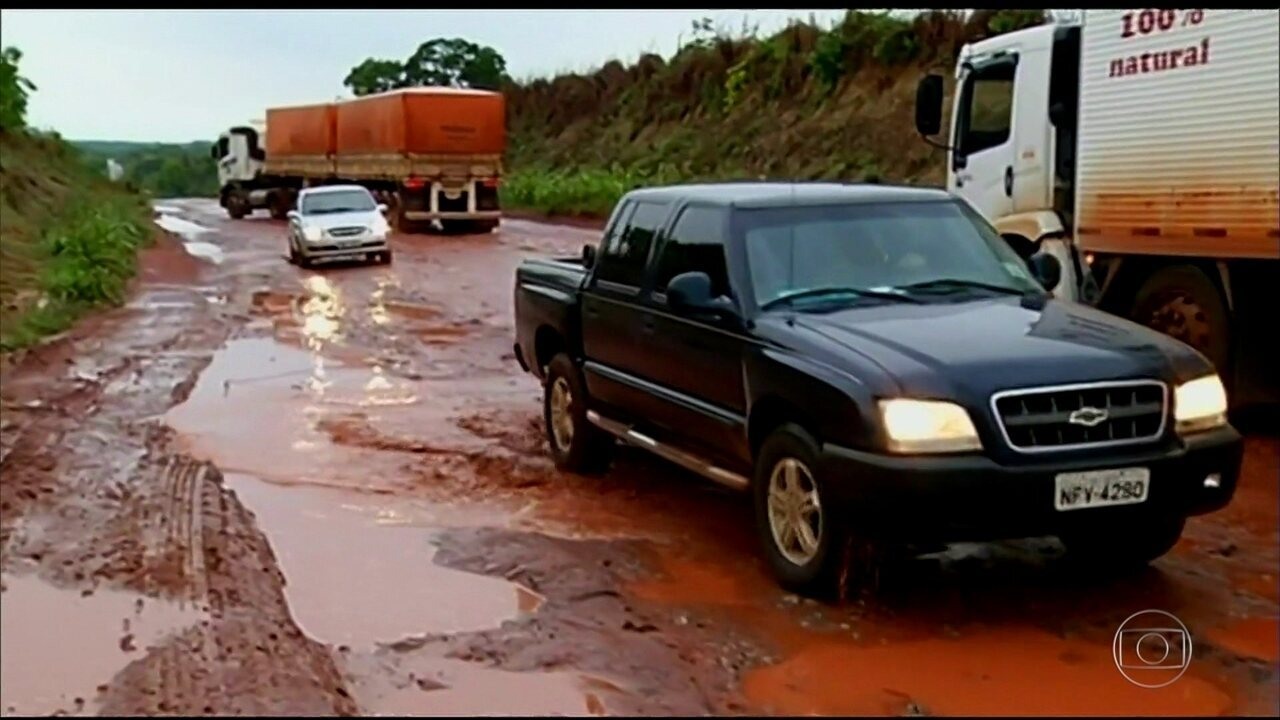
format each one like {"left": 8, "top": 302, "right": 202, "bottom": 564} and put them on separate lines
{"left": 333, "top": 88, "right": 505, "bottom": 233}
{"left": 263, "top": 103, "right": 337, "bottom": 178}
{"left": 335, "top": 87, "right": 505, "bottom": 157}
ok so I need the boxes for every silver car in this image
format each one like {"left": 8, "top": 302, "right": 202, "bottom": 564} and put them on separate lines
{"left": 287, "top": 185, "right": 393, "bottom": 268}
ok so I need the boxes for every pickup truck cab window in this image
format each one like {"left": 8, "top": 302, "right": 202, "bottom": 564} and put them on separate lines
{"left": 652, "top": 205, "right": 731, "bottom": 299}
{"left": 596, "top": 200, "right": 667, "bottom": 289}
{"left": 740, "top": 199, "right": 1040, "bottom": 309}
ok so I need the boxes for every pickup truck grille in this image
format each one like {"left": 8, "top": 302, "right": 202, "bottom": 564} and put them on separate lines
{"left": 327, "top": 226, "right": 366, "bottom": 238}
{"left": 991, "top": 380, "right": 1168, "bottom": 453}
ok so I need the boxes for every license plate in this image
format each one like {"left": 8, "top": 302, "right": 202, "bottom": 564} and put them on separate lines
{"left": 1054, "top": 467, "right": 1149, "bottom": 511}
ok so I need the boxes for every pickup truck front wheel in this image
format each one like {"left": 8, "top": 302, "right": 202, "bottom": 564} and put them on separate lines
{"left": 754, "top": 424, "right": 848, "bottom": 597}
{"left": 544, "top": 353, "right": 613, "bottom": 474}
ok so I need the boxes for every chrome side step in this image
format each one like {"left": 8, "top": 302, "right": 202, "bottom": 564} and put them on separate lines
{"left": 586, "top": 410, "right": 750, "bottom": 492}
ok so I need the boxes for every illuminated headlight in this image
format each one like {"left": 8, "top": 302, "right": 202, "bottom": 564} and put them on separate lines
{"left": 302, "top": 226, "right": 323, "bottom": 243}
{"left": 879, "top": 399, "right": 982, "bottom": 454}
{"left": 1174, "top": 374, "right": 1227, "bottom": 434}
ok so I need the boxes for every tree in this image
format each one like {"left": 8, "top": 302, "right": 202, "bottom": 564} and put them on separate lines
{"left": 402, "top": 38, "right": 508, "bottom": 90}
{"left": 343, "top": 58, "right": 408, "bottom": 97}
{"left": 0, "top": 46, "right": 38, "bottom": 131}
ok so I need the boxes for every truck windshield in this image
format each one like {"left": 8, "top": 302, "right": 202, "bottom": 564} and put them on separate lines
{"left": 301, "top": 190, "right": 376, "bottom": 215}
{"left": 738, "top": 200, "right": 1043, "bottom": 308}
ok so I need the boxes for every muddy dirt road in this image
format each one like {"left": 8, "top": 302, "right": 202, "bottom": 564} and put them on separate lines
{"left": 1, "top": 200, "right": 1277, "bottom": 716}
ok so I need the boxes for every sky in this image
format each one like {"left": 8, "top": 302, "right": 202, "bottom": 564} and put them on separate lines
{"left": 0, "top": 9, "right": 851, "bottom": 143}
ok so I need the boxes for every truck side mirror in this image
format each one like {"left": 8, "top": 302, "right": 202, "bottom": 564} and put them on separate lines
{"left": 1028, "top": 252, "right": 1062, "bottom": 292}
{"left": 582, "top": 244, "right": 597, "bottom": 269}
{"left": 915, "top": 74, "right": 944, "bottom": 137}
{"left": 210, "top": 143, "right": 220, "bottom": 160}
{"left": 668, "top": 271, "right": 737, "bottom": 321}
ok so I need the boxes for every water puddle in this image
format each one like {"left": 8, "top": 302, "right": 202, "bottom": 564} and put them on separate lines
{"left": 165, "top": 336, "right": 425, "bottom": 490}
{"left": 0, "top": 574, "right": 205, "bottom": 716}
{"left": 222, "top": 473, "right": 529, "bottom": 650}
{"left": 154, "top": 213, "right": 224, "bottom": 265}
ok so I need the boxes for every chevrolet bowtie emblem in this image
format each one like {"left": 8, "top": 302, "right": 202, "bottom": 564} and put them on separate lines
{"left": 1068, "top": 406, "right": 1109, "bottom": 427}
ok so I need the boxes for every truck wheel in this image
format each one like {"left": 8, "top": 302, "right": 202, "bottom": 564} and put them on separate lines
{"left": 1130, "top": 265, "right": 1231, "bottom": 379}
{"left": 543, "top": 353, "right": 613, "bottom": 474}
{"left": 753, "top": 424, "right": 849, "bottom": 598}
{"left": 227, "top": 194, "right": 249, "bottom": 220}
{"left": 1059, "top": 517, "right": 1185, "bottom": 574}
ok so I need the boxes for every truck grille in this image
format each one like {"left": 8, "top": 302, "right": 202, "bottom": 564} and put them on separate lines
{"left": 328, "top": 226, "right": 366, "bottom": 238}
{"left": 991, "top": 380, "right": 1168, "bottom": 453}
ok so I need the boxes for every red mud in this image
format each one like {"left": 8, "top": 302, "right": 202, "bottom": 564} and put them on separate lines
{"left": 2, "top": 201, "right": 1276, "bottom": 716}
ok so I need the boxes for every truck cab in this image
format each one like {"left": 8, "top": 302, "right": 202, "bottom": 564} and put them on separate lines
{"left": 922, "top": 22, "right": 1086, "bottom": 301}
{"left": 916, "top": 11, "right": 1280, "bottom": 407}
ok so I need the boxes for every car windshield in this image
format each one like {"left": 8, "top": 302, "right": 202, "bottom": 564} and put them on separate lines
{"left": 738, "top": 199, "right": 1043, "bottom": 309}
{"left": 301, "top": 190, "right": 376, "bottom": 215}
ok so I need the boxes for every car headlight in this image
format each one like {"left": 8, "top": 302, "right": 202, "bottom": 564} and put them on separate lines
{"left": 1174, "top": 374, "right": 1227, "bottom": 434}
{"left": 879, "top": 398, "right": 982, "bottom": 454}
{"left": 370, "top": 217, "right": 389, "bottom": 238}
{"left": 302, "top": 226, "right": 322, "bottom": 242}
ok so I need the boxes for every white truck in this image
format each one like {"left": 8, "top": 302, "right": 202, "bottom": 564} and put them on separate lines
{"left": 914, "top": 9, "right": 1279, "bottom": 407}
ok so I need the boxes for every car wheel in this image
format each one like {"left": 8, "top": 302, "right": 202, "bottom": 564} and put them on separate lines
{"left": 754, "top": 424, "right": 849, "bottom": 597}
{"left": 1059, "top": 517, "right": 1185, "bottom": 575}
{"left": 543, "top": 353, "right": 613, "bottom": 474}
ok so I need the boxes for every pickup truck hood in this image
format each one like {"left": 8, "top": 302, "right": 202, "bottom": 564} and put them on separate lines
{"left": 789, "top": 296, "right": 1212, "bottom": 399}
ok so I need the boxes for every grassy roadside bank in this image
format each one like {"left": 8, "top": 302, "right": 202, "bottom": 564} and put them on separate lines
{"left": 1, "top": 46, "right": 153, "bottom": 353}
{"left": 499, "top": 10, "right": 1049, "bottom": 217}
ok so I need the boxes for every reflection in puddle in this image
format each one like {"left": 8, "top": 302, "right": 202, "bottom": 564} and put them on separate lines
{"left": 223, "top": 474, "right": 531, "bottom": 650}
{"left": 165, "top": 337, "right": 423, "bottom": 488}
{"left": 0, "top": 575, "right": 205, "bottom": 717}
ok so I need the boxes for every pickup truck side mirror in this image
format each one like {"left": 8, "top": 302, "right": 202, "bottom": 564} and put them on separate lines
{"left": 668, "top": 271, "right": 738, "bottom": 320}
{"left": 1028, "top": 252, "right": 1062, "bottom": 292}
{"left": 582, "top": 244, "right": 597, "bottom": 269}
{"left": 915, "top": 74, "right": 944, "bottom": 137}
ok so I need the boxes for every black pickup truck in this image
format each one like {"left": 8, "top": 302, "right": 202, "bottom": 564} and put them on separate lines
{"left": 512, "top": 182, "right": 1243, "bottom": 596}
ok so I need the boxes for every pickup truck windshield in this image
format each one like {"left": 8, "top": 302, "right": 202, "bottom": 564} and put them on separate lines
{"left": 301, "top": 190, "right": 376, "bottom": 215}
{"left": 739, "top": 199, "right": 1042, "bottom": 308}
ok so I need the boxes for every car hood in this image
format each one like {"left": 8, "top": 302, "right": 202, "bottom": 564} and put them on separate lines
{"left": 784, "top": 296, "right": 1213, "bottom": 400}
{"left": 301, "top": 210, "right": 381, "bottom": 230}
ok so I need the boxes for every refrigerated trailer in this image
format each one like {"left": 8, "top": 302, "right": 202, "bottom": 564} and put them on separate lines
{"left": 212, "top": 87, "right": 505, "bottom": 234}
{"left": 915, "top": 9, "right": 1279, "bottom": 407}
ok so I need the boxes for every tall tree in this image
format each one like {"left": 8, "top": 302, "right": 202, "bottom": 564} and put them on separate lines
{"left": 0, "top": 46, "right": 38, "bottom": 131}
{"left": 343, "top": 58, "right": 408, "bottom": 97}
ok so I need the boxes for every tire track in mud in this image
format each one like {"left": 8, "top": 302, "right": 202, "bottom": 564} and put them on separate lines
{"left": 1, "top": 226, "right": 360, "bottom": 715}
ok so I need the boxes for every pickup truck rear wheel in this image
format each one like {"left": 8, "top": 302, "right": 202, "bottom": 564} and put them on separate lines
{"left": 754, "top": 424, "right": 848, "bottom": 597}
{"left": 544, "top": 353, "right": 613, "bottom": 474}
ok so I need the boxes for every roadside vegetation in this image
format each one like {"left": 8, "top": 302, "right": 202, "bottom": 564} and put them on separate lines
{"left": 496, "top": 9, "right": 1050, "bottom": 216}
{"left": 0, "top": 46, "right": 152, "bottom": 352}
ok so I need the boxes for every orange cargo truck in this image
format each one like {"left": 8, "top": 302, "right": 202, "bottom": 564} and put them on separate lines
{"left": 211, "top": 87, "right": 506, "bottom": 234}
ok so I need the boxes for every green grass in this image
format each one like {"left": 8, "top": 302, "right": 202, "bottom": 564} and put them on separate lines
{"left": 0, "top": 132, "right": 152, "bottom": 352}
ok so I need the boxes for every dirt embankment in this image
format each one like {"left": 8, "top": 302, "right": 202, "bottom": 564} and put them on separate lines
{"left": 499, "top": 10, "right": 1049, "bottom": 216}
{"left": 0, "top": 130, "right": 154, "bottom": 353}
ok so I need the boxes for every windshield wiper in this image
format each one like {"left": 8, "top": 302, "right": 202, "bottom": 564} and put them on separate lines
{"left": 893, "top": 278, "right": 1034, "bottom": 296}
{"left": 761, "top": 286, "right": 923, "bottom": 310}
